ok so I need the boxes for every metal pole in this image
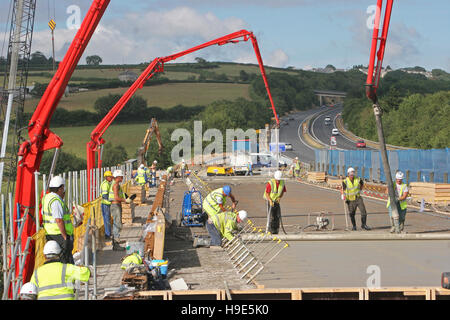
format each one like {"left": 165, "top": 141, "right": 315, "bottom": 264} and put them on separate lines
{"left": 2, "top": 194, "right": 7, "bottom": 295}
{"left": 34, "top": 171, "right": 40, "bottom": 233}
{"left": 42, "top": 174, "right": 47, "bottom": 196}
{"left": 2, "top": 210, "right": 27, "bottom": 300}
{"left": 372, "top": 102, "right": 400, "bottom": 224}
{"left": 83, "top": 217, "right": 91, "bottom": 300}
{"left": 0, "top": 0, "right": 25, "bottom": 188}
{"left": 12, "top": 236, "right": 31, "bottom": 300}
{"left": 92, "top": 208, "right": 97, "bottom": 299}
{"left": 68, "top": 172, "right": 72, "bottom": 212}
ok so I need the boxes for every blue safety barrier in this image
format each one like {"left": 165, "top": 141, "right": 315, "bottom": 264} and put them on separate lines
{"left": 315, "top": 148, "right": 449, "bottom": 183}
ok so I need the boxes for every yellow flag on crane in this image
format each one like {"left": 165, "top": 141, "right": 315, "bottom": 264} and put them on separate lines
{"left": 48, "top": 19, "right": 56, "bottom": 31}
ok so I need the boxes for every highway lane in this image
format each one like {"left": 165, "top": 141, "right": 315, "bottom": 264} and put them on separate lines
{"left": 311, "top": 106, "right": 374, "bottom": 151}
{"left": 278, "top": 106, "right": 328, "bottom": 163}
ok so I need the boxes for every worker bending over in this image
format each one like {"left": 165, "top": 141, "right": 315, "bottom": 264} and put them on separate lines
{"left": 42, "top": 176, "right": 74, "bottom": 263}
{"left": 263, "top": 170, "right": 286, "bottom": 234}
{"left": 341, "top": 167, "right": 371, "bottom": 231}
{"left": 31, "top": 241, "right": 90, "bottom": 300}
{"left": 387, "top": 171, "right": 409, "bottom": 233}
{"left": 194, "top": 210, "right": 248, "bottom": 250}
{"left": 100, "top": 171, "right": 113, "bottom": 242}
{"left": 203, "top": 185, "right": 238, "bottom": 218}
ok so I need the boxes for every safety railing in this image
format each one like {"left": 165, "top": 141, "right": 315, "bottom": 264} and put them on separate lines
{"left": 1, "top": 162, "right": 133, "bottom": 300}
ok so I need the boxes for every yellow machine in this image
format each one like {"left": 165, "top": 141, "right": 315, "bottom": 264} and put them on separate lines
{"left": 207, "top": 166, "right": 234, "bottom": 176}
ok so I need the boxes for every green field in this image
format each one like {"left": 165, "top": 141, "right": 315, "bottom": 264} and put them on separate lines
{"left": 25, "top": 82, "right": 251, "bottom": 113}
{"left": 53, "top": 122, "right": 180, "bottom": 160}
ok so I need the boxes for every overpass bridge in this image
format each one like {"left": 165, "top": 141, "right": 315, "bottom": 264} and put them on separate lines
{"left": 314, "top": 90, "right": 347, "bottom": 106}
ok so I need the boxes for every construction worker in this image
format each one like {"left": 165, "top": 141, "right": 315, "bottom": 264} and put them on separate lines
{"left": 42, "top": 175, "right": 74, "bottom": 264}
{"left": 212, "top": 210, "right": 248, "bottom": 242}
{"left": 166, "top": 166, "right": 174, "bottom": 180}
{"left": 19, "top": 282, "right": 37, "bottom": 300}
{"left": 121, "top": 252, "right": 143, "bottom": 270}
{"left": 180, "top": 159, "right": 188, "bottom": 179}
{"left": 135, "top": 164, "right": 148, "bottom": 186}
{"left": 31, "top": 241, "right": 90, "bottom": 300}
{"left": 149, "top": 160, "right": 157, "bottom": 187}
{"left": 195, "top": 210, "right": 248, "bottom": 250}
{"left": 387, "top": 171, "right": 409, "bottom": 233}
{"left": 100, "top": 171, "right": 113, "bottom": 241}
{"left": 341, "top": 167, "right": 371, "bottom": 231}
{"left": 109, "top": 169, "right": 131, "bottom": 250}
{"left": 245, "top": 161, "right": 253, "bottom": 176}
{"left": 263, "top": 170, "right": 286, "bottom": 234}
{"left": 294, "top": 157, "right": 301, "bottom": 178}
{"left": 203, "top": 185, "right": 238, "bottom": 219}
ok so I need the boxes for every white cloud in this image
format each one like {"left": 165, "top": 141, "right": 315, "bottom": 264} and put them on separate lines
{"left": 267, "top": 49, "right": 289, "bottom": 68}
{"left": 23, "top": 6, "right": 259, "bottom": 65}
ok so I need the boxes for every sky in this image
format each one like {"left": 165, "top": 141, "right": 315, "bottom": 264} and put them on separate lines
{"left": 0, "top": 0, "right": 449, "bottom": 71}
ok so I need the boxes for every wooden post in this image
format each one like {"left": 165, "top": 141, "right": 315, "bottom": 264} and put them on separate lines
{"left": 369, "top": 168, "right": 373, "bottom": 181}
{"left": 430, "top": 172, "right": 434, "bottom": 183}
{"left": 355, "top": 166, "right": 359, "bottom": 177}
{"left": 444, "top": 173, "right": 448, "bottom": 184}
{"left": 406, "top": 170, "right": 410, "bottom": 185}
{"left": 417, "top": 171, "right": 421, "bottom": 182}
{"left": 332, "top": 164, "right": 335, "bottom": 176}
{"left": 362, "top": 167, "right": 365, "bottom": 180}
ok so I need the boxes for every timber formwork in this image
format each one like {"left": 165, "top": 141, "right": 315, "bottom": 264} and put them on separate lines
{"left": 134, "top": 287, "right": 450, "bottom": 300}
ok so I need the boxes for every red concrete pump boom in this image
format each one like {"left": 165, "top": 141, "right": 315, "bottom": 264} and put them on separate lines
{"left": 365, "top": 0, "right": 394, "bottom": 103}
{"left": 11, "top": 0, "right": 110, "bottom": 290}
{"left": 86, "top": 29, "right": 280, "bottom": 201}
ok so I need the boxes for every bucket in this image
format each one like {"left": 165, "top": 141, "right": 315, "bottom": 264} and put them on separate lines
{"left": 151, "top": 259, "right": 168, "bottom": 276}
{"left": 125, "top": 241, "right": 144, "bottom": 257}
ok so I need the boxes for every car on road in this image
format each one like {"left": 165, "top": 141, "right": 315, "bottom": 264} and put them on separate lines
{"left": 285, "top": 143, "right": 293, "bottom": 151}
{"left": 331, "top": 128, "right": 339, "bottom": 136}
{"left": 356, "top": 140, "right": 366, "bottom": 148}
{"left": 288, "top": 117, "right": 294, "bottom": 121}
{"left": 324, "top": 117, "right": 332, "bottom": 125}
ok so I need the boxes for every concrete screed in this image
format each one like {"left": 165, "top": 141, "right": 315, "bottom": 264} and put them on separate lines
{"left": 93, "top": 175, "right": 450, "bottom": 296}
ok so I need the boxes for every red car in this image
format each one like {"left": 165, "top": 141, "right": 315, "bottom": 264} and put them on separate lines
{"left": 356, "top": 140, "right": 366, "bottom": 148}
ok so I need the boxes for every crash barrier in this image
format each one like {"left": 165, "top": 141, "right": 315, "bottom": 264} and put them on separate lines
{"left": 186, "top": 172, "right": 289, "bottom": 285}
{"left": 131, "top": 287, "right": 450, "bottom": 300}
{"left": 315, "top": 148, "right": 449, "bottom": 184}
{"left": 1, "top": 163, "right": 133, "bottom": 300}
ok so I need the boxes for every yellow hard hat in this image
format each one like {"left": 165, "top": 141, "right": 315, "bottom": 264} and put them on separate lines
{"left": 104, "top": 171, "right": 113, "bottom": 177}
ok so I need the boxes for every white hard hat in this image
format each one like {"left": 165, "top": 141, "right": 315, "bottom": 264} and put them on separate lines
{"left": 347, "top": 167, "right": 355, "bottom": 174}
{"left": 238, "top": 210, "right": 248, "bottom": 221}
{"left": 153, "top": 160, "right": 158, "bottom": 164}
{"left": 139, "top": 164, "right": 144, "bottom": 169}
{"left": 43, "top": 240, "right": 61, "bottom": 256}
{"left": 396, "top": 171, "right": 404, "bottom": 180}
{"left": 182, "top": 159, "right": 185, "bottom": 163}
{"left": 113, "top": 169, "right": 124, "bottom": 178}
{"left": 20, "top": 282, "right": 37, "bottom": 296}
{"left": 274, "top": 170, "right": 283, "bottom": 180}
{"left": 295, "top": 157, "right": 298, "bottom": 160}
{"left": 49, "top": 176, "right": 65, "bottom": 188}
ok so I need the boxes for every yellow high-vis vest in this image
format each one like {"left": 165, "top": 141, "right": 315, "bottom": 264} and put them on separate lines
{"left": 42, "top": 193, "right": 73, "bottom": 236}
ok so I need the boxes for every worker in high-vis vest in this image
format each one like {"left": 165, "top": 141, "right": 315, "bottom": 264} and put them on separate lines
{"left": 213, "top": 210, "right": 248, "bottom": 242}
{"left": 294, "top": 157, "right": 301, "bottom": 178}
{"left": 387, "top": 171, "right": 409, "bottom": 233}
{"left": 203, "top": 185, "right": 237, "bottom": 218}
{"left": 149, "top": 160, "right": 158, "bottom": 187}
{"left": 135, "top": 164, "right": 148, "bottom": 186}
{"left": 109, "top": 169, "right": 131, "bottom": 251}
{"left": 31, "top": 241, "right": 90, "bottom": 300}
{"left": 42, "top": 175, "right": 74, "bottom": 264}
{"left": 121, "top": 252, "right": 143, "bottom": 270}
{"left": 180, "top": 159, "right": 188, "bottom": 179}
{"left": 341, "top": 167, "right": 371, "bottom": 231}
{"left": 101, "top": 171, "right": 114, "bottom": 241}
{"left": 263, "top": 170, "right": 286, "bottom": 234}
